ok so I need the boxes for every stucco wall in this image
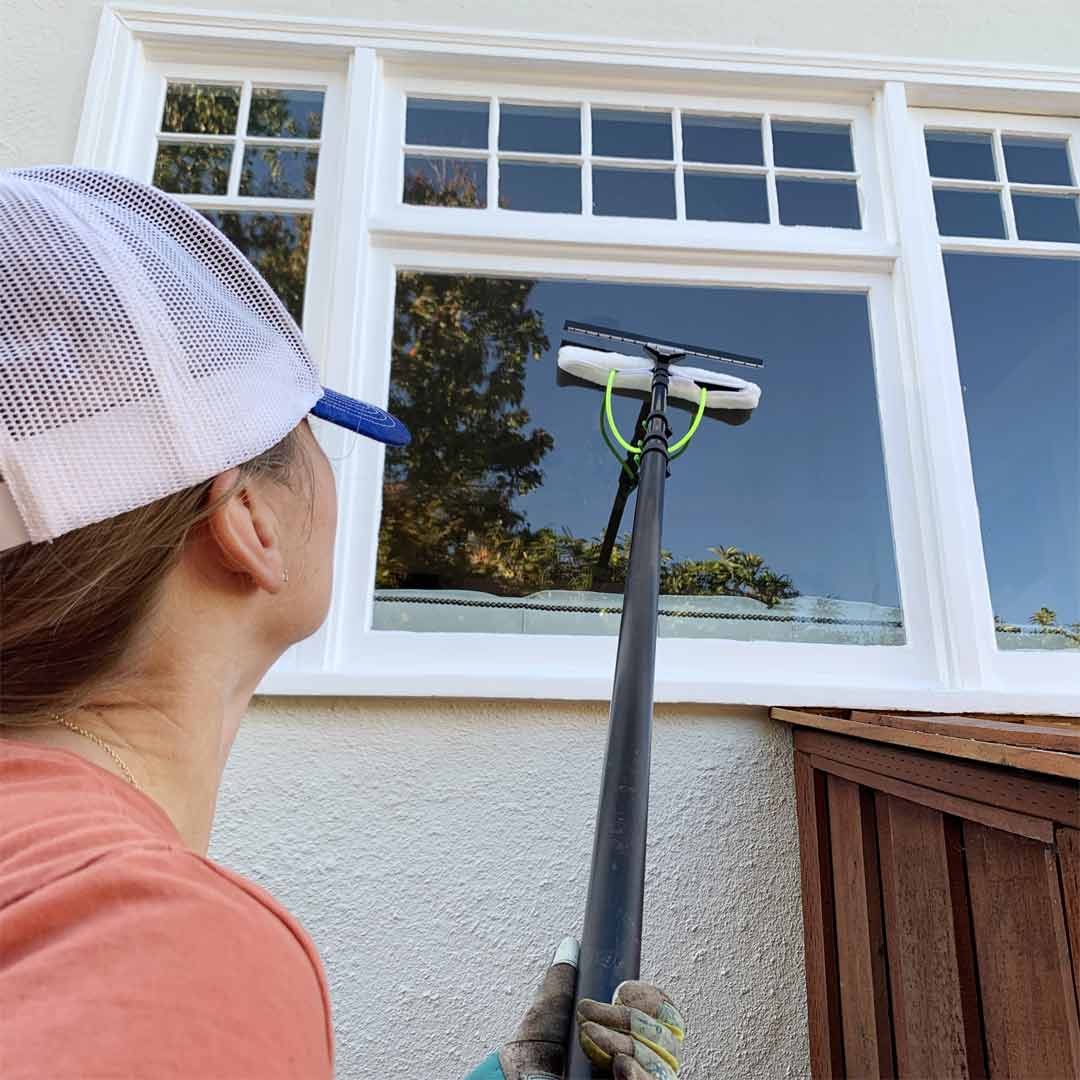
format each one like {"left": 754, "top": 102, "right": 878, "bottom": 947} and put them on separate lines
{"left": 211, "top": 697, "right": 807, "bottom": 1078}
{"left": 3, "top": 0, "right": 1080, "bottom": 169}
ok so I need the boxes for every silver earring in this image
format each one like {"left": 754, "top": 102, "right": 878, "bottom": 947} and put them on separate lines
{"left": 282, "top": 568, "right": 289, "bottom": 584}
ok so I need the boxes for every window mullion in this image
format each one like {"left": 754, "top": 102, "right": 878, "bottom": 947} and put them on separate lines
{"left": 673, "top": 107, "right": 686, "bottom": 223}
{"left": 991, "top": 130, "right": 1018, "bottom": 240}
{"left": 582, "top": 101, "right": 593, "bottom": 217}
{"left": 762, "top": 114, "right": 779, "bottom": 224}
{"left": 228, "top": 81, "right": 253, "bottom": 197}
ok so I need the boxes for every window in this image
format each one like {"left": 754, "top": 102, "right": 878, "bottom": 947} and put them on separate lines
{"left": 401, "top": 95, "right": 864, "bottom": 229}
{"left": 377, "top": 272, "right": 902, "bottom": 644}
{"left": 918, "top": 111, "right": 1080, "bottom": 653}
{"left": 151, "top": 78, "right": 328, "bottom": 324}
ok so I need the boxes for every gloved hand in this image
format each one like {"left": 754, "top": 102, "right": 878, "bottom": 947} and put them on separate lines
{"left": 464, "top": 938, "right": 687, "bottom": 1080}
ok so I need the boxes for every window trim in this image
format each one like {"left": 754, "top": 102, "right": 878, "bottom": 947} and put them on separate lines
{"left": 74, "top": 8, "right": 1080, "bottom": 713}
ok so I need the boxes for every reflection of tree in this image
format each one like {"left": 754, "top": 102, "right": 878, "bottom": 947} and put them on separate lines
{"left": 404, "top": 159, "right": 487, "bottom": 208}
{"left": 993, "top": 607, "right": 1080, "bottom": 646}
{"left": 153, "top": 144, "right": 231, "bottom": 195}
{"left": 379, "top": 171, "right": 797, "bottom": 605}
{"left": 161, "top": 82, "right": 240, "bottom": 135}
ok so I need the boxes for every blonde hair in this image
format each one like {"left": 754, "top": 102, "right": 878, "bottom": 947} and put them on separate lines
{"left": 0, "top": 428, "right": 307, "bottom": 726}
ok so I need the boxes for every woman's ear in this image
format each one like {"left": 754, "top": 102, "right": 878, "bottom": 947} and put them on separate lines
{"left": 204, "top": 469, "right": 286, "bottom": 594}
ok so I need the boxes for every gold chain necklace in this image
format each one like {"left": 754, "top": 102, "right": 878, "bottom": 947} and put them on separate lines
{"left": 53, "top": 715, "right": 141, "bottom": 792}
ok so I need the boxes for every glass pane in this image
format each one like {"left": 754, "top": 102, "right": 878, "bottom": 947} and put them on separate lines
{"left": 403, "top": 156, "right": 487, "bottom": 208}
{"left": 200, "top": 210, "right": 311, "bottom": 325}
{"left": 592, "top": 168, "right": 675, "bottom": 218}
{"left": 925, "top": 130, "right": 997, "bottom": 181}
{"left": 499, "top": 104, "right": 580, "bottom": 154}
{"left": 682, "top": 115, "right": 763, "bottom": 165}
{"left": 499, "top": 163, "right": 581, "bottom": 213}
{"left": 247, "top": 87, "right": 324, "bottom": 139}
{"left": 1013, "top": 193, "right": 1080, "bottom": 243}
{"left": 160, "top": 82, "right": 240, "bottom": 135}
{"left": 933, "top": 188, "right": 1006, "bottom": 238}
{"left": 592, "top": 109, "right": 673, "bottom": 160}
{"left": 377, "top": 275, "right": 902, "bottom": 643}
{"left": 944, "top": 254, "right": 1079, "bottom": 650}
{"left": 239, "top": 147, "right": 318, "bottom": 199}
{"left": 772, "top": 121, "right": 854, "bottom": 171}
{"left": 152, "top": 142, "right": 231, "bottom": 195}
{"left": 777, "top": 178, "right": 860, "bottom": 228}
{"left": 685, "top": 172, "right": 769, "bottom": 223}
{"left": 405, "top": 98, "right": 488, "bottom": 150}
{"left": 1002, "top": 135, "right": 1073, "bottom": 186}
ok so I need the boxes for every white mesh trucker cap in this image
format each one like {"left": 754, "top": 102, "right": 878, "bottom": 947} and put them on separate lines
{"left": 0, "top": 166, "right": 410, "bottom": 553}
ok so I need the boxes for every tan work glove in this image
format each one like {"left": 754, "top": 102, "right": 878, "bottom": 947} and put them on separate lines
{"left": 468, "top": 938, "right": 687, "bottom": 1080}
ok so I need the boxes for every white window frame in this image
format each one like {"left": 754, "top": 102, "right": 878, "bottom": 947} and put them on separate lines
{"left": 72, "top": 6, "right": 1080, "bottom": 713}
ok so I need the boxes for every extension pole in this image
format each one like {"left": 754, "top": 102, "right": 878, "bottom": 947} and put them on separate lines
{"left": 566, "top": 352, "right": 675, "bottom": 1080}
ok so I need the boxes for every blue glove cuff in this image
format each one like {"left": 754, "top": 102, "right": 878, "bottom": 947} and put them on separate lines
{"left": 465, "top": 1051, "right": 506, "bottom": 1080}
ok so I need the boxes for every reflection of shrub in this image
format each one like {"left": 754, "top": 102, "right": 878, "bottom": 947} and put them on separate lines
{"left": 405, "top": 166, "right": 484, "bottom": 209}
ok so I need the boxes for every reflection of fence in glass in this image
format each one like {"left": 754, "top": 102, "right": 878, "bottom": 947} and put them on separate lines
{"left": 377, "top": 271, "right": 904, "bottom": 643}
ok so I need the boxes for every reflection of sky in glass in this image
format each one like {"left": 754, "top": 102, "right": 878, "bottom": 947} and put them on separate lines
{"left": 406, "top": 98, "right": 489, "bottom": 149}
{"left": 247, "top": 88, "right": 325, "bottom": 139}
{"left": 592, "top": 109, "right": 673, "bottom": 159}
{"left": 772, "top": 122, "right": 854, "bottom": 171}
{"left": 945, "top": 254, "right": 1079, "bottom": 628}
{"left": 933, "top": 189, "right": 1005, "bottom": 238}
{"left": 778, "top": 178, "right": 860, "bottom": 229}
{"left": 1013, "top": 194, "right": 1080, "bottom": 244}
{"left": 925, "top": 130, "right": 996, "bottom": 181}
{"left": 685, "top": 173, "right": 768, "bottom": 223}
{"left": 682, "top": 115, "right": 763, "bottom": 165}
{"left": 1002, "top": 136, "right": 1074, "bottom": 186}
{"left": 499, "top": 163, "right": 581, "bottom": 213}
{"left": 499, "top": 104, "right": 580, "bottom": 154}
{"left": 240, "top": 147, "right": 318, "bottom": 198}
{"left": 506, "top": 279, "right": 900, "bottom": 607}
{"left": 593, "top": 168, "right": 676, "bottom": 218}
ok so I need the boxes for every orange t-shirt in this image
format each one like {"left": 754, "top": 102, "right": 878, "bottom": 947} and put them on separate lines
{"left": 0, "top": 739, "right": 334, "bottom": 1079}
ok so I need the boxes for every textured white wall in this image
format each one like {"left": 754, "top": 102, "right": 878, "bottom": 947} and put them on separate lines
{"left": 3, "top": 0, "right": 1080, "bottom": 169}
{"left": 211, "top": 698, "right": 807, "bottom": 1078}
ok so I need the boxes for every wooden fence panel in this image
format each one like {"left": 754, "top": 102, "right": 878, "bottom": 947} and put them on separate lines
{"left": 827, "top": 775, "right": 894, "bottom": 1078}
{"left": 964, "top": 822, "right": 1080, "bottom": 1077}
{"left": 875, "top": 795, "right": 985, "bottom": 1079}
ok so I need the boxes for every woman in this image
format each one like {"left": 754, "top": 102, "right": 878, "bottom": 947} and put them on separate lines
{"left": 0, "top": 167, "right": 686, "bottom": 1079}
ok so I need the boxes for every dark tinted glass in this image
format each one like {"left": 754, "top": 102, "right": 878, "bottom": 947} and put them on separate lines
{"left": 153, "top": 142, "right": 232, "bottom": 195}
{"left": 499, "top": 163, "right": 581, "bottom": 213}
{"left": 200, "top": 210, "right": 311, "bottom": 325}
{"left": 592, "top": 109, "right": 673, "bottom": 160}
{"left": 499, "top": 104, "right": 580, "bottom": 154}
{"left": 932, "top": 188, "right": 1006, "bottom": 238}
{"left": 685, "top": 172, "right": 769, "bottom": 223}
{"left": 592, "top": 168, "right": 676, "bottom": 218}
{"left": 247, "top": 87, "right": 325, "bottom": 139}
{"left": 405, "top": 98, "right": 489, "bottom": 149}
{"left": 161, "top": 82, "right": 240, "bottom": 135}
{"left": 681, "top": 115, "right": 763, "bottom": 165}
{"left": 1013, "top": 193, "right": 1080, "bottom": 243}
{"left": 239, "top": 147, "right": 319, "bottom": 198}
{"left": 924, "top": 130, "right": 996, "bottom": 181}
{"left": 777, "top": 178, "right": 860, "bottom": 228}
{"left": 403, "top": 156, "right": 487, "bottom": 208}
{"left": 377, "top": 274, "right": 902, "bottom": 643}
{"left": 1002, "top": 135, "right": 1074, "bottom": 186}
{"left": 772, "top": 121, "right": 854, "bottom": 171}
{"left": 945, "top": 254, "right": 1079, "bottom": 649}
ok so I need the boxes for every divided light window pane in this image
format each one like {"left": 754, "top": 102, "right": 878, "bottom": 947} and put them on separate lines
{"left": 685, "top": 173, "right": 769, "bottom": 223}
{"left": 1013, "top": 194, "right": 1080, "bottom": 244}
{"left": 160, "top": 82, "right": 240, "bottom": 134}
{"left": 944, "top": 254, "right": 1079, "bottom": 650}
{"left": 925, "top": 130, "right": 997, "bottom": 181}
{"left": 499, "top": 163, "right": 581, "bottom": 213}
{"left": 681, "top": 115, "right": 763, "bottom": 165}
{"left": 247, "top": 87, "right": 324, "bottom": 139}
{"left": 1002, "top": 135, "right": 1074, "bottom": 186}
{"left": 377, "top": 273, "right": 903, "bottom": 644}
{"left": 593, "top": 168, "right": 676, "bottom": 218}
{"left": 933, "top": 188, "right": 1006, "bottom": 239}
{"left": 772, "top": 121, "right": 854, "bottom": 171}
{"left": 405, "top": 98, "right": 489, "bottom": 149}
{"left": 404, "top": 155, "right": 487, "bottom": 208}
{"left": 239, "top": 147, "right": 319, "bottom": 199}
{"left": 153, "top": 143, "right": 232, "bottom": 195}
{"left": 778, "top": 178, "right": 860, "bottom": 229}
{"left": 592, "top": 109, "right": 673, "bottom": 159}
{"left": 499, "top": 104, "right": 581, "bottom": 154}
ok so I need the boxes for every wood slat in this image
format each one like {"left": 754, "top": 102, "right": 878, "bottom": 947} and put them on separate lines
{"left": 964, "top": 823, "right": 1080, "bottom": 1077}
{"left": 809, "top": 753, "right": 1054, "bottom": 842}
{"left": 876, "top": 795, "right": 986, "bottom": 1079}
{"left": 852, "top": 710, "right": 1080, "bottom": 753}
{"left": 792, "top": 728, "right": 1080, "bottom": 827}
{"left": 827, "top": 775, "right": 894, "bottom": 1078}
{"left": 774, "top": 709, "right": 1080, "bottom": 780}
{"left": 794, "top": 752, "right": 845, "bottom": 1079}
{"left": 1058, "top": 828, "right": 1080, "bottom": 1026}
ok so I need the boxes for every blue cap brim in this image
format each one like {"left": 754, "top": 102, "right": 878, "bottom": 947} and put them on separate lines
{"left": 309, "top": 387, "right": 411, "bottom": 447}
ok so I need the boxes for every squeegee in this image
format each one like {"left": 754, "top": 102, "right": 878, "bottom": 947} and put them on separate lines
{"left": 558, "top": 321, "right": 763, "bottom": 1079}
